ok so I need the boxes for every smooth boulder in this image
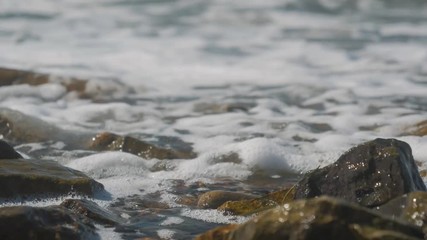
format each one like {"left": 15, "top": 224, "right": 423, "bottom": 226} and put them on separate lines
{"left": 0, "top": 205, "right": 98, "bottom": 240}
{"left": 294, "top": 138, "right": 426, "bottom": 207}
{"left": 0, "top": 158, "right": 104, "bottom": 198}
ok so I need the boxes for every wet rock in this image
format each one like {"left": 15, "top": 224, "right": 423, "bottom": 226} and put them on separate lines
{"left": 294, "top": 138, "right": 426, "bottom": 207}
{"left": 0, "top": 158, "right": 104, "bottom": 198}
{"left": 61, "top": 199, "right": 123, "bottom": 227}
{"left": 0, "top": 140, "right": 22, "bottom": 159}
{"left": 198, "top": 196, "right": 424, "bottom": 240}
{"left": 0, "top": 107, "right": 88, "bottom": 147}
{"left": 0, "top": 67, "right": 49, "bottom": 86}
{"left": 218, "top": 187, "right": 295, "bottom": 215}
{"left": 0, "top": 108, "right": 194, "bottom": 159}
{"left": 404, "top": 120, "right": 427, "bottom": 136}
{"left": 376, "top": 191, "right": 427, "bottom": 236}
{"left": 0, "top": 67, "right": 132, "bottom": 100}
{"left": 89, "top": 132, "right": 196, "bottom": 160}
{"left": 194, "top": 224, "right": 239, "bottom": 240}
{"left": 0, "top": 205, "right": 98, "bottom": 240}
{"left": 197, "top": 191, "right": 257, "bottom": 209}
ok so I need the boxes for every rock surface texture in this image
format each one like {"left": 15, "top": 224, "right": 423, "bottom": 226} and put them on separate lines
{"left": 61, "top": 199, "right": 123, "bottom": 226}
{"left": 294, "top": 138, "right": 426, "bottom": 207}
{"left": 0, "top": 158, "right": 104, "bottom": 198}
{"left": 0, "top": 206, "right": 98, "bottom": 240}
{"left": 197, "top": 196, "right": 424, "bottom": 240}
{"left": 0, "top": 140, "right": 22, "bottom": 159}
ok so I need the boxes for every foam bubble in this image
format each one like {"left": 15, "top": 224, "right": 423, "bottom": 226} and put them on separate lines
{"left": 181, "top": 208, "right": 248, "bottom": 224}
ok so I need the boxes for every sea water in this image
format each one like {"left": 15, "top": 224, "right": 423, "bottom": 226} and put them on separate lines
{"left": 1, "top": 0, "right": 427, "bottom": 239}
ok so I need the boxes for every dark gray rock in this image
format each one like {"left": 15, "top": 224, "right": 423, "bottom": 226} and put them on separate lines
{"left": 294, "top": 138, "right": 426, "bottom": 207}
{"left": 0, "top": 140, "right": 22, "bottom": 159}
{"left": 0, "top": 205, "right": 98, "bottom": 240}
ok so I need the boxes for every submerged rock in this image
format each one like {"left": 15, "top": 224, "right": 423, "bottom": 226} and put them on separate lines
{"left": 218, "top": 188, "right": 295, "bottom": 215}
{"left": 0, "top": 108, "right": 195, "bottom": 159}
{"left": 0, "top": 158, "right": 104, "bottom": 198}
{"left": 294, "top": 138, "right": 426, "bottom": 207}
{"left": 197, "top": 191, "right": 257, "bottom": 209}
{"left": 0, "top": 205, "right": 98, "bottom": 240}
{"left": 89, "top": 132, "right": 196, "bottom": 160}
{"left": 197, "top": 196, "right": 424, "bottom": 240}
{"left": 61, "top": 199, "right": 123, "bottom": 227}
{"left": 0, "top": 140, "right": 22, "bottom": 159}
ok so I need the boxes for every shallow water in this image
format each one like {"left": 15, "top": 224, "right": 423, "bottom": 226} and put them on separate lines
{"left": 1, "top": 0, "right": 427, "bottom": 239}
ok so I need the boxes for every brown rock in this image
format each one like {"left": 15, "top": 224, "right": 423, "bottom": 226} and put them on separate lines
{"left": 404, "top": 120, "right": 427, "bottom": 136}
{"left": 89, "top": 132, "right": 196, "bottom": 160}
{"left": 218, "top": 187, "right": 295, "bottom": 215}
{"left": 0, "top": 158, "right": 104, "bottom": 198}
{"left": 61, "top": 199, "right": 123, "bottom": 227}
{"left": 199, "top": 196, "right": 423, "bottom": 240}
{"left": 0, "top": 67, "right": 49, "bottom": 86}
{"left": 197, "top": 191, "right": 257, "bottom": 209}
{"left": 194, "top": 224, "right": 239, "bottom": 240}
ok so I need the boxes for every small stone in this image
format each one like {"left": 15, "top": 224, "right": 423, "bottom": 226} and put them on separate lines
{"left": 404, "top": 120, "right": 427, "bottom": 137}
{"left": 61, "top": 199, "right": 123, "bottom": 227}
{"left": 197, "top": 191, "right": 257, "bottom": 209}
{"left": 89, "top": 132, "right": 196, "bottom": 160}
{"left": 218, "top": 187, "right": 295, "bottom": 215}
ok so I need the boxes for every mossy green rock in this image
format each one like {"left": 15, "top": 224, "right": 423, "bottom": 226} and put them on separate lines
{"left": 61, "top": 199, "right": 123, "bottom": 227}
{"left": 218, "top": 188, "right": 295, "bottom": 215}
{"left": 197, "top": 190, "right": 258, "bottom": 209}
{"left": 0, "top": 158, "right": 104, "bottom": 198}
{"left": 0, "top": 205, "right": 98, "bottom": 240}
{"left": 199, "top": 196, "right": 423, "bottom": 240}
{"left": 89, "top": 132, "right": 196, "bottom": 160}
{"left": 294, "top": 138, "right": 426, "bottom": 207}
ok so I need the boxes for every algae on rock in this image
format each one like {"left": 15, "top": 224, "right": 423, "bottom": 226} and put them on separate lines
{"left": 197, "top": 196, "right": 424, "bottom": 240}
{"left": 218, "top": 187, "right": 295, "bottom": 215}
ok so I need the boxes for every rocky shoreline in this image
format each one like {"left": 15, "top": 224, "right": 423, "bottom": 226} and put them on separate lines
{"left": 1, "top": 135, "right": 426, "bottom": 239}
{"left": 1, "top": 68, "right": 427, "bottom": 239}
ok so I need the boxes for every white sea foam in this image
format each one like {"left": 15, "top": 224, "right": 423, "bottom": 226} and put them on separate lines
{"left": 181, "top": 208, "right": 248, "bottom": 224}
